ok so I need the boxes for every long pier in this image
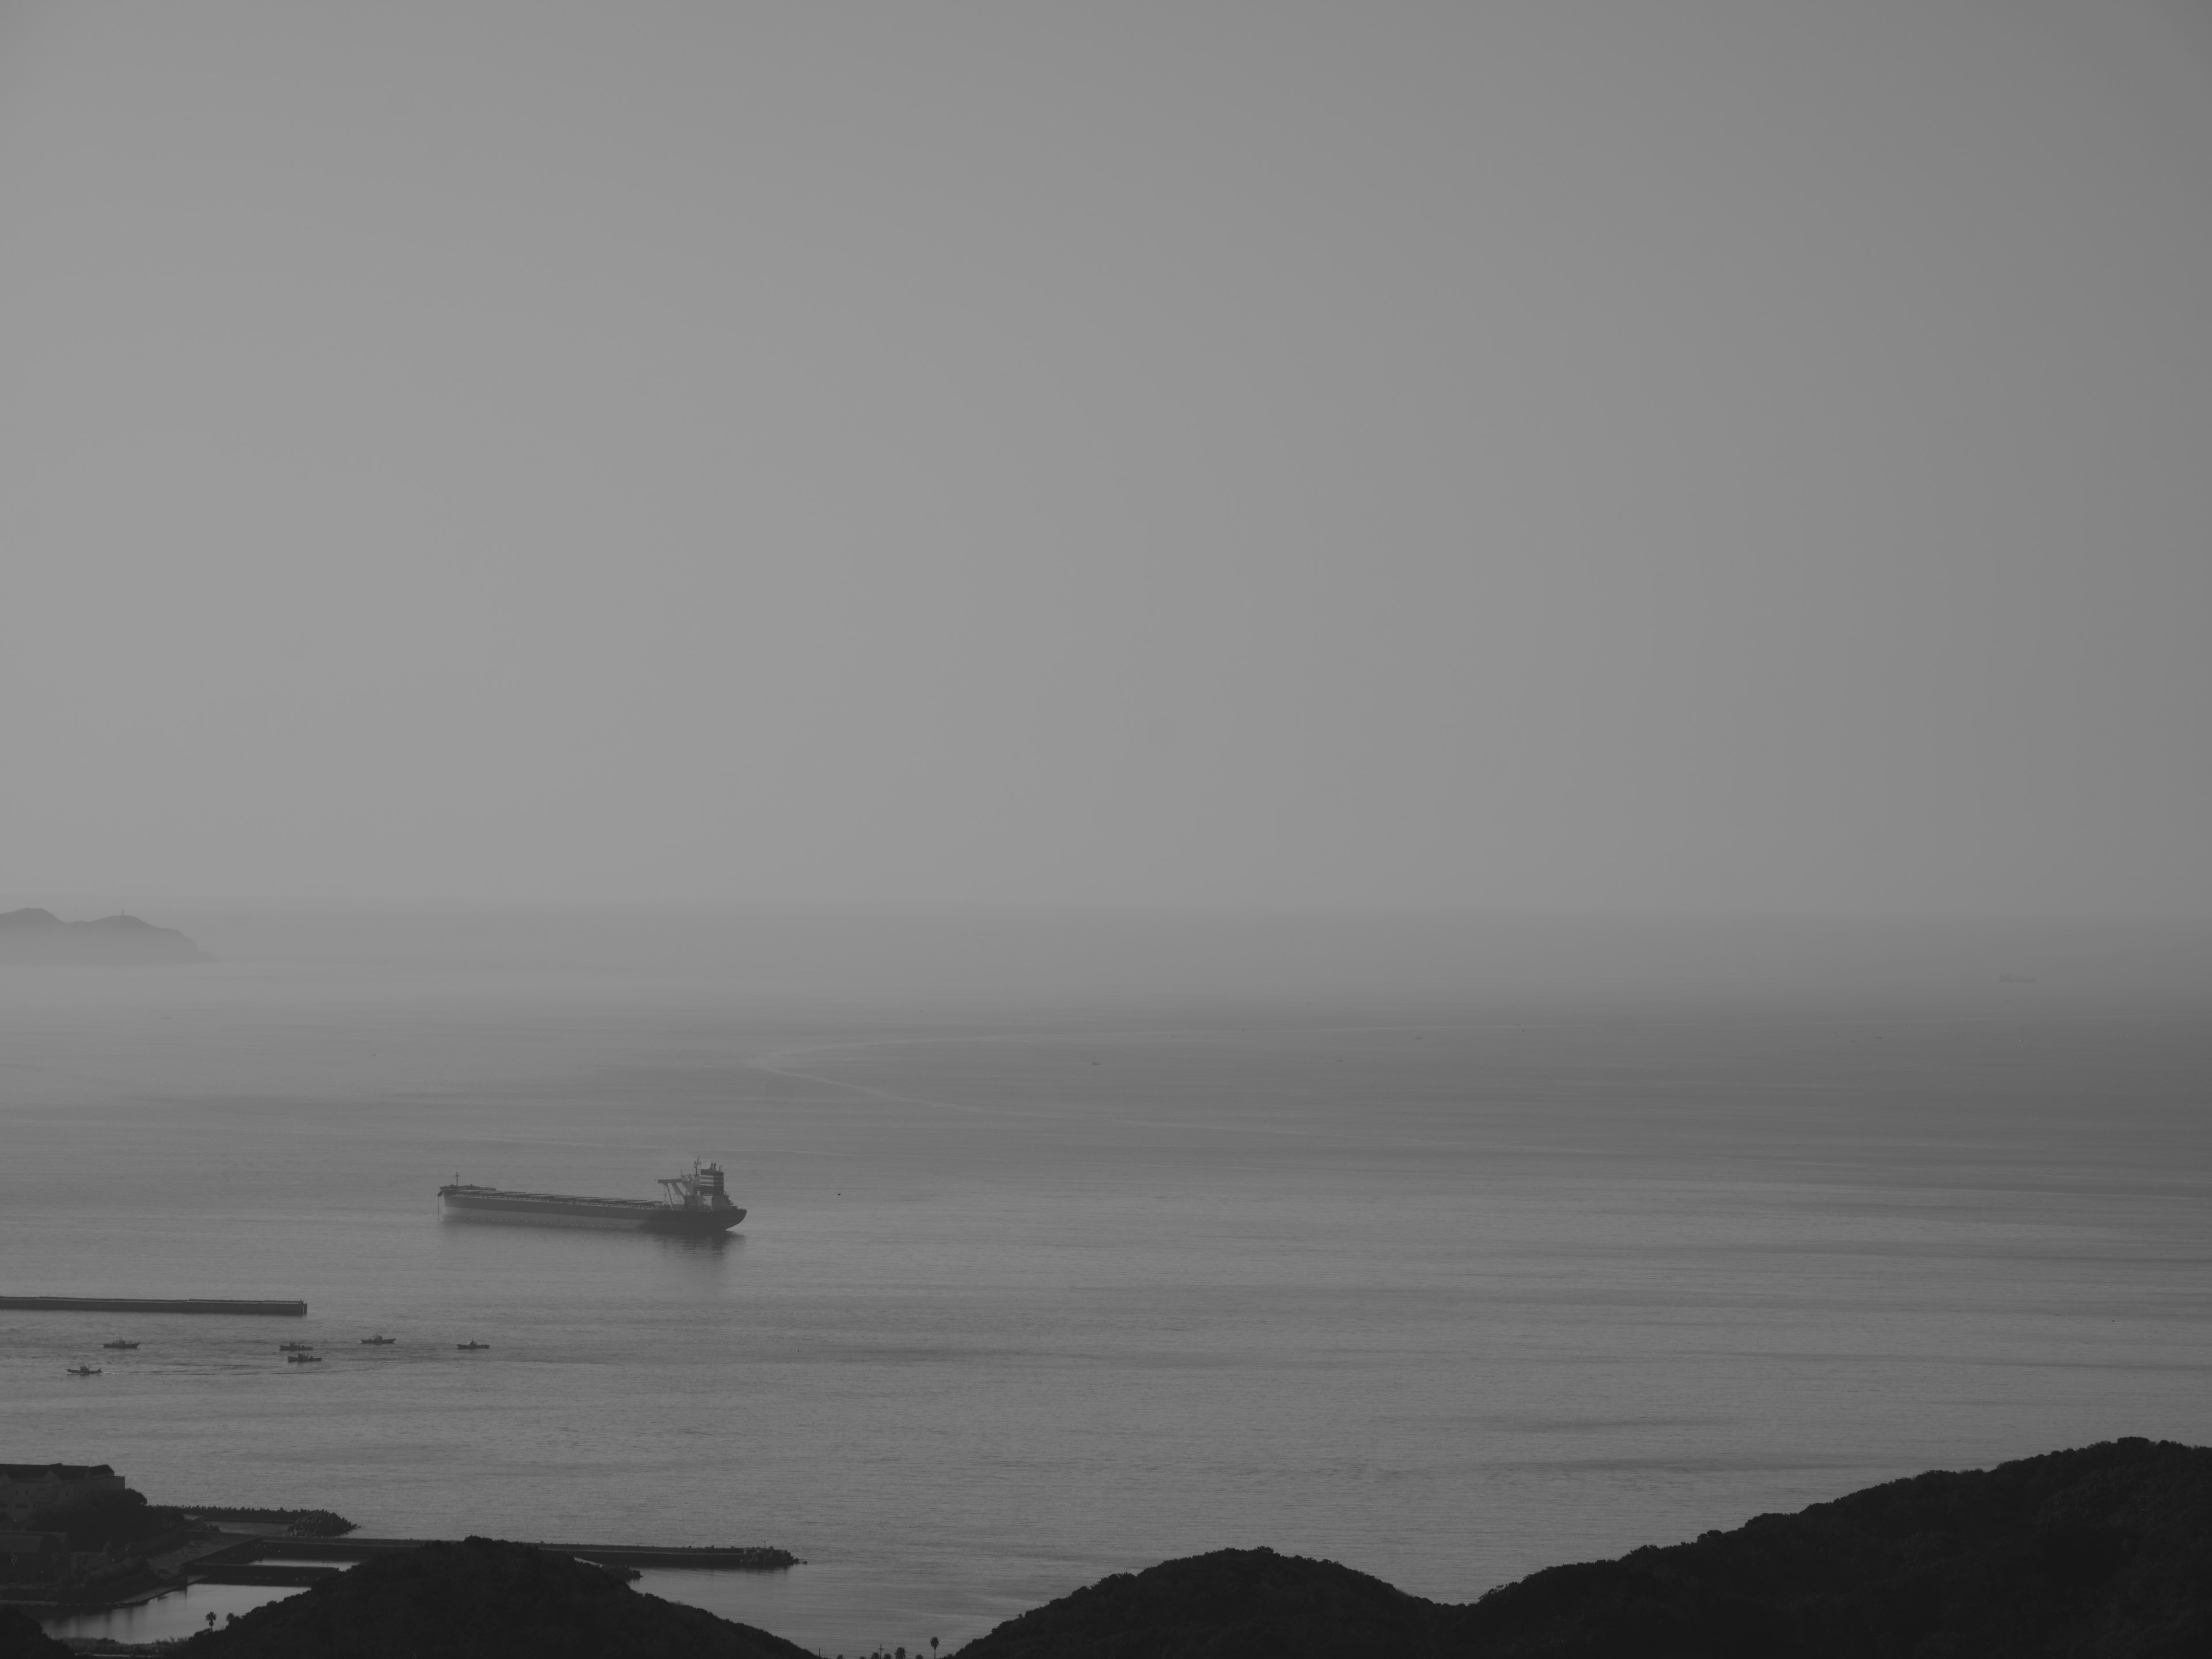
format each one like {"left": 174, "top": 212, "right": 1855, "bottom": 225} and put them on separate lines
{"left": 193, "top": 1563, "right": 340, "bottom": 1587}
{"left": 257, "top": 1537, "right": 797, "bottom": 1570}
{"left": 0, "top": 1295, "right": 308, "bottom": 1317}
{"left": 0, "top": 1533, "right": 802, "bottom": 1612}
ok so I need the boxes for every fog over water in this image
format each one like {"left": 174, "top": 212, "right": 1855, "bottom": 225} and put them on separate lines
{"left": 8, "top": 912, "right": 2211, "bottom": 1651}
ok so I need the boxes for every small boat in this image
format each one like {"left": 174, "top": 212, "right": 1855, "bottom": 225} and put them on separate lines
{"left": 102, "top": 1339, "right": 140, "bottom": 1350}
{"left": 286, "top": 1353, "right": 324, "bottom": 1365}
{"left": 278, "top": 1342, "right": 316, "bottom": 1352}
{"left": 456, "top": 1341, "right": 491, "bottom": 1351}
{"left": 67, "top": 1365, "right": 102, "bottom": 1376}
{"left": 359, "top": 1335, "right": 397, "bottom": 1345}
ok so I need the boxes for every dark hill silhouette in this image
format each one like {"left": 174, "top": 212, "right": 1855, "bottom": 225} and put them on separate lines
{"left": 959, "top": 1439, "right": 2212, "bottom": 1658}
{"left": 175, "top": 1537, "right": 812, "bottom": 1659}
{"left": 0, "top": 907, "right": 209, "bottom": 963}
{"left": 0, "top": 1607, "right": 71, "bottom": 1659}
{"left": 22, "top": 1487, "right": 185, "bottom": 1551}
{"left": 957, "top": 1547, "right": 1435, "bottom": 1659}
{"left": 1443, "top": 1437, "right": 2212, "bottom": 1657}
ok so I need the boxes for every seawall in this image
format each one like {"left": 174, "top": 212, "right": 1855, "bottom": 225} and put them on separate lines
{"left": 0, "top": 1296, "right": 308, "bottom": 1317}
{"left": 271, "top": 1537, "right": 798, "bottom": 1570}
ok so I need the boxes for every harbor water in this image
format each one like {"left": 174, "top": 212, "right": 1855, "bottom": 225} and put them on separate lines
{"left": 5, "top": 911, "right": 2209, "bottom": 1655}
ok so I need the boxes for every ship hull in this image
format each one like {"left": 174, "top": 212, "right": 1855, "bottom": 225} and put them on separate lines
{"left": 438, "top": 1191, "right": 744, "bottom": 1234}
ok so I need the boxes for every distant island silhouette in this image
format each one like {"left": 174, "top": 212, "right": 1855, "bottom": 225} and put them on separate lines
{"left": 0, "top": 908, "right": 210, "bottom": 963}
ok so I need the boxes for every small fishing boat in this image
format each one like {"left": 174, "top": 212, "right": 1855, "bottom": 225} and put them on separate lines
{"left": 286, "top": 1353, "right": 324, "bottom": 1365}
{"left": 102, "top": 1339, "right": 140, "bottom": 1350}
{"left": 359, "top": 1335, "right": 397, "bottom": 1345}
{"left": 278, "top": 1342, "right": 316, "bottom": 1352}
{"left": 456, "top": 1341, "right": 491, "bottom": 1351}
{"left": 67, "top": 1365, "right": 102, "bottom": 1376}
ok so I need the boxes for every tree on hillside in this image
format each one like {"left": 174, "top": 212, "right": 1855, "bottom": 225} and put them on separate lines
{"left": 24, "top": 1490, "right": 186, "bottom": 1552}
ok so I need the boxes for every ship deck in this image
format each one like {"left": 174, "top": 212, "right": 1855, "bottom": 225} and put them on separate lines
{"left": 438, "top": 1187, "right": 661, "bottom": 1210}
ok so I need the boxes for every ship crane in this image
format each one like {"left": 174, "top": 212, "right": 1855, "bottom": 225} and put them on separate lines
{"left": 657, "top": 1160, "right": 738, "bottom": 1212}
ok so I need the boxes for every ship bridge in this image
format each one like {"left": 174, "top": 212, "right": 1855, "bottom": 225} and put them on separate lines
{"left": 658, "top": 1160, "right": 736, "bottom": 1210}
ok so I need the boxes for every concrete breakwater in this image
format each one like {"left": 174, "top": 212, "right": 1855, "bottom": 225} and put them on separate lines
{"left": 192, "top": 1563, "right": 342, "bottom": 1587}
{"left": 0, "top": 1295, "right": 308, "bottom": 1317}
{"left": 4, "top": 1532, "right": 801, "bottom": 1617}
{"left": 266, "top": 1537, "right": 799, "bottom": 1570}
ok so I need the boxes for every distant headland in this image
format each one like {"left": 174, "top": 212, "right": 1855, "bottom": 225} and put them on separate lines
{"left": 0, "top": 909, "right": 210, "bottom": 964}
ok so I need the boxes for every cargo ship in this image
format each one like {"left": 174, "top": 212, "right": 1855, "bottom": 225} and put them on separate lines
{"left": 437, "top": 1161, "right": 745, "bottom": 1234}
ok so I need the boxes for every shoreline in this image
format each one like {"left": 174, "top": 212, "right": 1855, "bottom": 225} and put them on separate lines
{"left": 6, "top": 1522, "right": 800, "bottom": 1622}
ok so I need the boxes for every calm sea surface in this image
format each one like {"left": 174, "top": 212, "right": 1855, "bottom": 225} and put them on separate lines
{"left": 6, "top": 912, "right": 2209, "bottom": 1654}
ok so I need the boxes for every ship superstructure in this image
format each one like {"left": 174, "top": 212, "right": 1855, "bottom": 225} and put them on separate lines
{"left": 437, "top": 1161, "right": 745, "bottom": 1234}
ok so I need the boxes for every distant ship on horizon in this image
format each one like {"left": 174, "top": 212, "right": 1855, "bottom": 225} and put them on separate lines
{"left": 437, "top": 1161, "right": 745, "bottom": 1234}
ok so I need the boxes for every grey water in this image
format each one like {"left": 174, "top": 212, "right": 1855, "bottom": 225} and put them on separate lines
{"left": 6, "top": 910, "right": 2209, "bottom": 1654}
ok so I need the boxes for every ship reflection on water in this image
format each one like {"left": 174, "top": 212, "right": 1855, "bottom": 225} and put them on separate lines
{"left": 431, "top": 1205, "right": 746, "bottom": 1296}
{"left": 433, "top": 1214, "right": 744, "bottom": 1255}
{"left": 651, "top": 1229, "right": 740, "bottom": 1262}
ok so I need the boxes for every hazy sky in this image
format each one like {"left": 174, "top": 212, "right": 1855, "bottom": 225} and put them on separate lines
{"left": 3, "top": 2, "right": 2207, "bottom": 914}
